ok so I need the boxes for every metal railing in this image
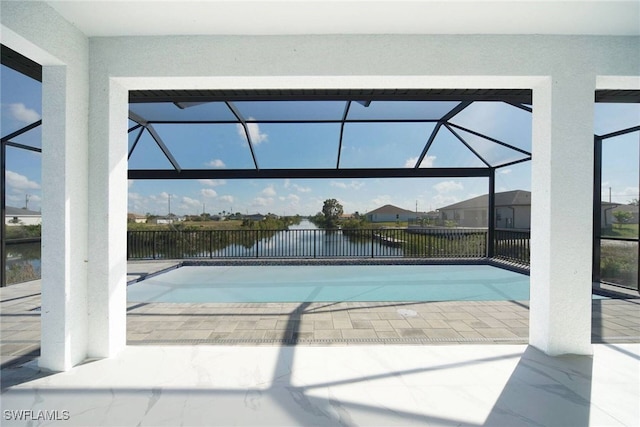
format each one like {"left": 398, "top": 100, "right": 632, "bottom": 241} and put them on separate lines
{"left": 493, "top": 229, "right": 530, "bottom": 266}
{"left": 127, "top": 228, "right": 490, "bottom": 260}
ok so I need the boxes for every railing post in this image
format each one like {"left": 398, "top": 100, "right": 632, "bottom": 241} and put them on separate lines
{"left": 488, "top": 169, "right": 496, "bottom": 259}
{"left": 371, "top": 229, "right": 374, "bottom": 258}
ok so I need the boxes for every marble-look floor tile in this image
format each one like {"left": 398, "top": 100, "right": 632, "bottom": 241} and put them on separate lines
{"left": 1, "top": 344, "right": 638, "bottom": 426}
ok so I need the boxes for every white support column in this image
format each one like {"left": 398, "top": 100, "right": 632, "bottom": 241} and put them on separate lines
{"left": 529, "top": 74, "right": 595, "bottom": 356}
{"left": 39, "top": 66, "right": 89, "bottom": 371}
{"left": 86, "top": 77, "right": 128, "bottom": 358}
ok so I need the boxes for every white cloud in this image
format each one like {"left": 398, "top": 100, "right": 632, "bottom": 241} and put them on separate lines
{"left": 372, "top": 195, "right": 392, "bottom": 206}
{"left": 432, "top": 194, "right": 459, "bottom": 208}
{"left": 128, "top": 180, "right": 135, "bottom": 188}
{"left": 5, "top": 170, "right": 40, "bottom": 191}
{"left": 128, "top": 192, "right": 143, "bottom": 201}
{"left": 237, "top": 118, "right": 268, "bottom": 145}
{"left": 330, "top": 180, "right": 365, "bottom": 190}
{"left": 404, "top": 157, "right": 418, "bottom": 168}
{"left": 287, "top": 194, "right": 301, "bottom": 203}
{"left": 159, "top": 192, "right": 170, "bottom": 200}
{"left": 293, "top": 184, "right": 311, "bottom": 193}
{"left": 8, "top": 103, "right": 40, "bottom": 124}
{"left": 206, "top": 159, "right": 226, "bottom": 168}
{"left": 406, "top": 156, "right": 436, "bottom": 168}
{"left": 252, "top": 197, "right": 274, "bottom": 207}
{"left": 284, "top": 179, "right": 291, "bottom": 189}
{"left": 261, "top": 185, "right": 277, "bottom": 197}
{"left": 434, "top": 181, "right": 464, "bottom": 193}
{"left": 198, "top": 179, "right": 226, "bottom": 186}
{"left": 219, "top": 195, "right": 234, "bottom": 204}
{"left": 201, "top": 188, "right": 218, "bottom": 198}
{"left": 181, "top": 196, "right": 201, "bottom": 208}
{"left": 422, "top": 156, "right": 436, "bottom": 168}
{"left": 499, "top": 169, "right": 512, "bottom": 174}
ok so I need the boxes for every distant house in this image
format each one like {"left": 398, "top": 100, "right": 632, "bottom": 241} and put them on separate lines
{"left": 149, "top": 215, "right": 184, "bottom": 225}
{"left": 4, "top": 206, "right": 42, "bottom": 226}
{"left": 127, "top": 213, "right": 147, "bottom": 224}
{"left": 365, "top": 204, "right": 416, "bottom": 223}
{"left": 601, "top": 202, "right": 639, "bottom": 228}
{"left": 243, "top": 213, "right": 266, "bottom": 221}
{"left": 438, "top": 190, "right": 531, "bottom": 229}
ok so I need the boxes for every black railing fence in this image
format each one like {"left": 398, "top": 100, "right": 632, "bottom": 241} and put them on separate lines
{"left": 127, "top": 227, "right": 531, "bottom": 264}
{"left": 493, "top": 229, "right": 531, "bottom": 265}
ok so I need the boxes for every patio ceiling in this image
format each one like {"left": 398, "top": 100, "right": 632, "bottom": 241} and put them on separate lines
{"left": 127, "top": 89, "right": 534, "bottom": 180}
{"left": 46, "top": 1, "right": 640, "bottom": 37}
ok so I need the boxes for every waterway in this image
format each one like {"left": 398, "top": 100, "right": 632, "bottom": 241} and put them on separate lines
{"left": 210, "top": 220, "right": 403, "bottom": 258}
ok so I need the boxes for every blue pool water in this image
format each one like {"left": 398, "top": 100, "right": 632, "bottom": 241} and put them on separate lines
{"left": 127, "top": 264, "right": 531, "bottom": 303}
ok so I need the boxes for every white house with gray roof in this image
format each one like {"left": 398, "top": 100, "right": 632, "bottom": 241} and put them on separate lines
{"left": 365, "top": 204, "right": 417, "bottom": 223}
{"left": 438, "top": 190, "right": 531, "bottom": 229}
{"left": 4, "top": 206, "right": 42, "bottom": 226}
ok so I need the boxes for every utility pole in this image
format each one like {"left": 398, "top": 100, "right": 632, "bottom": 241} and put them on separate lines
{"left": 168, "top": 194, "right": 171, "bottom": 216}
{"left": 24, "top": 194, "right": 30, "bottom": 210}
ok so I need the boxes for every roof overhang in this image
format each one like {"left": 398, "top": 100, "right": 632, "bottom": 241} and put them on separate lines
{"left": 46, "top": 1, "right": 640, "bottom": 37}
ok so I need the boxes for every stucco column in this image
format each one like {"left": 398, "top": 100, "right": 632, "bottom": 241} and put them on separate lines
{"left": 39, "top": 66, "right": 90, "bottom": 371}
{"left": 86, "top": 76, "right": 128, "bottom": 358}
{"left": 529, "top": 73, "right": 595, "bottom": 355}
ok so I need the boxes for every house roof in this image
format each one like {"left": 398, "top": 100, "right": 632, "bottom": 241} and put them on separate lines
{"left": 439, "top": 190, "right": 531, "bottom": 211}
{"left": 5, "top": 206, "right": 41, "bottom": 216}
{"left": 366, "top": 204, "right": 415, "bottom": 216}
{"left": 612, "top": 204, "right": 640, "bottom": 214}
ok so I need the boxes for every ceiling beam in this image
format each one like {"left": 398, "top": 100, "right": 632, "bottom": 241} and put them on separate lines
{"left": 129, "top": 89, "right": 534, "bottom": 104}
{"left": 225, "top": 101, "right": 259, "bottom": 170}
{"left": 129, "top": 167, "right": 492, "bottom": 180}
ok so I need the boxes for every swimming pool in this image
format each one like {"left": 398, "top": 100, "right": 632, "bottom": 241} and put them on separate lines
{"left": 127, "top": 264, "right": 530, "bottom": 303}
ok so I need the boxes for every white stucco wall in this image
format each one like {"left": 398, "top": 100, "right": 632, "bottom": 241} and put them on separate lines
{"left": 1, "top": 1, "right": 90, "bottom": 371}
{"left": 3, "top": 1, "right": 640, "bottom": 369}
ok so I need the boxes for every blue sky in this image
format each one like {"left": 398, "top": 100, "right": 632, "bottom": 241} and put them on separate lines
{"left": 2, "top": 64, "right": 639, "bottom": 216}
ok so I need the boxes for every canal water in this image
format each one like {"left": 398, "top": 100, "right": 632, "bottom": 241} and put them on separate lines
{"left": 210, "top": 220, "right": 403, "bottom": 258}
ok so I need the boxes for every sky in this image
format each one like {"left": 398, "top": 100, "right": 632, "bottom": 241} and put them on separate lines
{"left": 2, "top": 64, "right": 639, "bottom": 217}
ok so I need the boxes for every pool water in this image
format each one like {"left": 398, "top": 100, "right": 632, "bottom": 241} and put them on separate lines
{"left": 127, "top": 264, "right": 531, "bottom": 303}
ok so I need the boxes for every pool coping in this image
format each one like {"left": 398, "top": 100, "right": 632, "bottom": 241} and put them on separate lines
{"left": 127, "top": 256, "right": 530, "bottom": 280}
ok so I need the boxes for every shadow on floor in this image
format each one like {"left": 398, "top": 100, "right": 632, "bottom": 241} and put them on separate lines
{"left": 483, "top": 346, "right": 593, "bottom": 426}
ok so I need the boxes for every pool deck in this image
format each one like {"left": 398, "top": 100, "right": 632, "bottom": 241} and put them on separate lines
{"left": 2, "top": 260, "right": 638, "bottom": 366}
{"left": 2, "top": 261, "right": 639, "bottom": 426}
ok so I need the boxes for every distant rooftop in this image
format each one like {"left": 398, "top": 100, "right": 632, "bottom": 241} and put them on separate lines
{"left": 5, "top": 206, "right": 41, "bottom": 216}
{"left": 366, "top": 204, "right": 416, "bottom": 216}
{"left": 439, "top": 190, "right": 531, "bottom": 210}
